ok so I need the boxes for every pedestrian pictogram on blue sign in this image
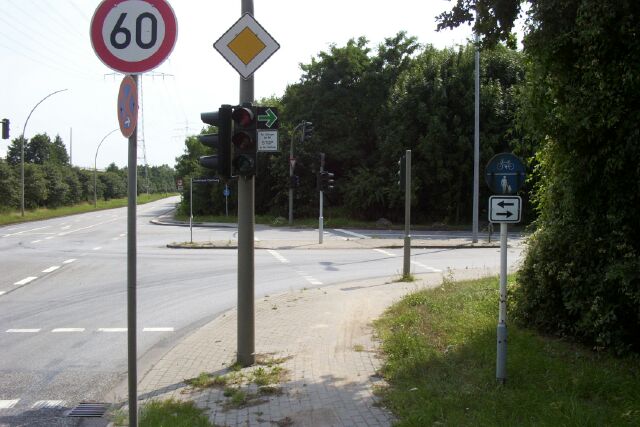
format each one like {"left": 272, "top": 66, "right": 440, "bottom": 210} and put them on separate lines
{"left": 485, "top": 153, "right": 526, "bottom": 195}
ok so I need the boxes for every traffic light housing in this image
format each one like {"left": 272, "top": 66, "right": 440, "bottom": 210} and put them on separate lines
{"left": 397, "top": 154, "right": 406, "bottom": 191}
{"left": 302, "top": 121, "right": 313, "bottom": 141}
{"left": 318, "top": 171, "right": 335, "bottom": 192}
{"left": 198, "top": 106, "right": 232, "bottom": 178}
{"left": 1, "top": 118, "right": 9, "bottom": 140}
{"left": 231, "top": 104, "right": 257, "bottom": 177}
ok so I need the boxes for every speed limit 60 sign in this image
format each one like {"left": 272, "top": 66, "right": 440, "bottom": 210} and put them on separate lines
{"left": 91, "top": 0, "right": 177, "bottom": 74}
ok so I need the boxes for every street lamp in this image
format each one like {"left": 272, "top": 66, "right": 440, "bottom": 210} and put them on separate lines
{"left": 94, "top": 128, "right": 119, "bottom": 208}
{"left": 20, "top": 88, "right": 68, "bottom": 216}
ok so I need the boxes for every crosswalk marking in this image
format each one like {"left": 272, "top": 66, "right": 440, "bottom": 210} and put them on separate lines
{"left": 267, "top": 249, "right": 289, "bottom": 263}
{"left": 32, "top": 400, "right": 66, "bottom": 409}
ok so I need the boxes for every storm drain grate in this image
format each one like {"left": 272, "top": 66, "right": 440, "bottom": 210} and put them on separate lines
{"left": 66, "top": 402, "right": 108, "bottom": 417}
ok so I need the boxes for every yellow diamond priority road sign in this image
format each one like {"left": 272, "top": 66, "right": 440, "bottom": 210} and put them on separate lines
{"left": 214, "top": 13, "right": 280, "bottom": 80}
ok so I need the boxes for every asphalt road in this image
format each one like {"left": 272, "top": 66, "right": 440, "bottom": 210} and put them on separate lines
{"left": 0, "top": 196, "right": 523, "bottom": 426}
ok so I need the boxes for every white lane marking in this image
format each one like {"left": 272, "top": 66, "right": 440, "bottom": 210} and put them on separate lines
{"left": 295, "top": 270, "right": 323, "bottom": 286}
{"left": 335, "top": 229, "right": 370, "bottom": 239}
{"left": 98, "top": 328, "right": 127, "bottom": 332}
{"left": 57, "top": 218, "right": 119, "bottom": 236}
{"left": 0, "top": 291, "right": 5, "bottom": 296}
{"left": 32, "top": 400, "right": 66, "bottom": 409}
{"left": 14, "top": 276, "right": 38, "bottom": 286}
{"left": 410, "top": 260, "right": 442, "bottom": 273}
{"left": 0, "top": 399, "right": 19, "bottom": 409}
{"left": 52, "top": 328, "right": 85, "bottom": 333}
{"left": 45, "top": 236, "right": 55, "bottom": 240}
{"left": 6, "top": 329, "right": 40, "bottom": 333}
{"left": 2, "top": 226, "right": 50, "bottom": 238}
{"left": 143, "top": 327, "right": 175, "bottom": 332}
{"left": 31, "top": 240, "right": 42, "bottom": 244}
{"left": 112, "top": 237, "right": 119, "bottom": 241}
{"left": 42, "top": 266, "right": 61, "bottom": 273}
{"left": 62, "top": 259, "right": 76, "bottom": 264}
{"left": 92, "top": 247, "right": 102, "bottom": 251}
{"left": 119, "top": 233, "right": 126, "bottom": 237}
{"left": 60, "top": 225, "right": 71, "bottom": 230}
{"left": 267, "top": 250, "right": 289, "bottom": 264}
{"left": 373, "top": 248, "right": 396, "bottom": 257}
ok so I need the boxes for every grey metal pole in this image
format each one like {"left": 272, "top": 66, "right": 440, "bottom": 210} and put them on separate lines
{"left": 127, "top": 74, "right": 139, "bottom": 427}
{"left": 190, "top": 177, "right": 193, "bottom": 243}
{"left": 403, "top": 150, "right": 411, "bottom": 277}
{"left": 319, "top": 153, "right": 324, "bottom": 244}
{"left": 288, "top": 121, "right": 303, "bottom": 225}
{"left": 20, "top": 88, "right": 68, "bottom": 216}
{"left": 237, "top": 0, "right": 255, "bottom": 368}
{"left": 496, "top": 222, "right": 508, "bottom": 384}
{"left": 472, "top": 14, "right": 480, "bottom": 243}
{"left": 94, "top": 128, "right": 119, "bottom": 208}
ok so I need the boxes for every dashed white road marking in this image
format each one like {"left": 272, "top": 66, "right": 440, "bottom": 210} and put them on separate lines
{"left": 0, "top": 291, "right": 5, "bottom": 296}
{"left": 0, "top": 399, "right": 19, "bottom": 409}
{"left": 32, "top": 400, "right": 66, "bottom": 409}
{"left": 295, "top": 270, "right": 323, "bottom": 286}
{"left": 267, "top": 250, "right": 289, "bottom": 263}
{"left": 57, "top": 218, "right": 119, "bottom": 236}
{"left": 45, "top": 236, "right": 55, "bottom": 240}
{"left": 42, "top": 266, "right": 61, "bottom": 273}
{"left": 6, "top": 329, "right": 40, "bottom": 333}
{"left": 62, "top": 259, "right": 76, "bottom": 264}
{"left": 335, "top": 229, "right": 370, "bottom": 239}
{"left": 119, "top": 233, "right": 126, "bottom": 237}
{"left": 92, "top": 247, "right": 102, "bottom": 251}
{"left": 111, "top": 237, "right": 119, "bottom": 241}
{"left": 60, "top": 225, "right": 71, "bottom": 230}
{"left": 373, "top": 248, "right": 396, "bottom": 257}
{"left": 2, "top": 226, "right": 49, "bottom": 238}
{"left": 14, "top": 276, "right": 38, "bottom": 286}
{"left": 52, "top": 328, "right": 85, "bottom": 333}
{"left": 143, "top": 327, "right": 175, "bottom": 332}
{"left": 411, "top": 260, "right": 442, "bottom": 273}
{"left": 31, "top": 240, "right": 42, "bottom": 244}
{"left": 98, "top": 328, "right": 127, "bottom": 332}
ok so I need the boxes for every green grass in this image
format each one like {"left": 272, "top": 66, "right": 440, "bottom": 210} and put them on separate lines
{"left": 138, "top": 399, "right": 213, "bottom": 427}
{"left": 0, "top": 193, "right": 177, "bottom": 226}
{"left": 374, "top": 276, "right": 640, "bottom": 426}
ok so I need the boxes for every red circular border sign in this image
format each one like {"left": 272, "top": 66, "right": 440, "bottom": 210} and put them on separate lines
{"left": 90, "top": 0, "right": 177, "bottom": 74}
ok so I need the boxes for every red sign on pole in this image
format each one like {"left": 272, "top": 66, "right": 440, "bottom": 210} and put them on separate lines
{"left": 91, "top": 0, "right": 178, "bottom": 74}
{"left": 118, "top": 75, "right": 138, "bottom": 138}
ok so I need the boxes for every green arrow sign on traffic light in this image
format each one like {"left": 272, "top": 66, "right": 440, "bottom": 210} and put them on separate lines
{"left": 257, "top": 108, "right": 278, "bottom": 128}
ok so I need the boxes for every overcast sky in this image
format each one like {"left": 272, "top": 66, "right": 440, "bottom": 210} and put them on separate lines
{"left": 0, "top": 0, "right": 474, "bottom": 169}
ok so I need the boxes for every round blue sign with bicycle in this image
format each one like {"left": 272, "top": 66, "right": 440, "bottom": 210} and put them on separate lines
{"left": 485, "top": 153, "right": 526, "bottom": 195}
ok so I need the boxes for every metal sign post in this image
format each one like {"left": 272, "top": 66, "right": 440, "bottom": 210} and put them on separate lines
{"left": 403, "top": 150, "right": 411, "bottom": 277}
{"left": 319, "top": 153, "right": 325, "bottom": 244}
{"left": 190, "top": 177, "right": 193, "bottom": 243}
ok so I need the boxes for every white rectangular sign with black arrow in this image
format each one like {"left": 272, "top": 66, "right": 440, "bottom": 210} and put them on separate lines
{"left": 489, "top": 195, "right": 522, "bottom": 223}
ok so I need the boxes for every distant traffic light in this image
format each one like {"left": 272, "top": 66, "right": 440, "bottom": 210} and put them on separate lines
{"left": 1, "top": 118, "right": 9, "bottom": 140}
{"left": 397, "top": 154, "right": 406, "bottom": 190}
{"left": 290, "top": 174, "right": 300, "bottom": 189}
{"left": 318, "top": 171, "right": 335, "bottom": 192}
{"left": 198, "top": 106, "right": 232, "bottom": 178}
{"left": 231, "top": 104, "right": 257, "bottom": 177}
{"left": 302, "top": 121, "right": 313, "bottom": 142}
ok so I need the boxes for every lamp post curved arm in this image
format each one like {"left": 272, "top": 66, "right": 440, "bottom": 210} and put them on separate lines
{"left": 20, "top": 88, "right": 69, "bottom": 216}
{"left": 94, "top": 128, "right": 119, "bottom": 208}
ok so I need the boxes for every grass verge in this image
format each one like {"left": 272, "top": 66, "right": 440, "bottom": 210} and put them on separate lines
{"left": 0, "top": 193, "right": 177, "bottom": 226}
{"left": 138, "top": 399, "right": 214, "bottom": 427}
{"left": 374, "top": 276, "right": 640, "bottom": 426}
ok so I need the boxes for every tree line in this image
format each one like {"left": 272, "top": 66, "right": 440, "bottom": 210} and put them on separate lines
{"left": 176, "top": 37, "right": 531, "bottom": 224}
{"left": 1, "top": 133, "right": 176, "bottom": 211}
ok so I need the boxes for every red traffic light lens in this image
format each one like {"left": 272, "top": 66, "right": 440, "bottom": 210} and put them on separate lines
{"left": 232, "top": 131, "right": 254, "bottom": 150}
{"left": 232, "top": 107, "right": 253, "bottom": 127}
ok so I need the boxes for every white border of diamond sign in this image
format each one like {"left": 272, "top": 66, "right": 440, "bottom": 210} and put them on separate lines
{"left": 214, "top": 13, "right": 280, "bottom": 79}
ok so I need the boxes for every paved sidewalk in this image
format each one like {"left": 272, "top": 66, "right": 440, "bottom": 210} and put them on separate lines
{"left": 131, "top": 267, "right": 499, "bottom": 427}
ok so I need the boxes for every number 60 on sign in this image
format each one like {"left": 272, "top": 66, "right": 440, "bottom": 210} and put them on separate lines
{"left": 91, "top": 0, "right": 177, "bottom": 74}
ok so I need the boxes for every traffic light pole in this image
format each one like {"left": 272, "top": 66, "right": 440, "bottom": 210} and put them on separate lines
{"left": 319, "top": 153, "right": 325, "bottom": 244}
{"left": 237, "top": 0, "right": 255, "bottom": 367}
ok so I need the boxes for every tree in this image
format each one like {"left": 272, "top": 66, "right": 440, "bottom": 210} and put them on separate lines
{"left": 438, "top": 0, "right": 640, "bottom": 353}
{"left": 25, "top": 133, "right": 51, "bottom": 164}
{"left": 0, "top": 161, "right": 18, "bottom": 210}
{"left": 49, "top": 134, "right": 69, "bottom": 165}
{"left": 23, "top": 164, "right": 48, "bottom": 208}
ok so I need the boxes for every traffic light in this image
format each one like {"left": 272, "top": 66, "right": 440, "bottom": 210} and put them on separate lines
{"left": 302, "top": 121, "right": 313, "bottom": 141}
{"left": 318, "top": 171, "right": 335, "bottom": 192}
{"left": 290, "top": 175, "right": 300, "bottom": 189}
{"left": 397, "top": 154, "right": 406, "bottom": 190}
{"left": 231, "top": 104, "right": 257, "bottom": 177}
{"left": 198, "top": 105, "right": 232, "bottom": 178}
{"left": 1, "top": 118, "right": 9, "bottom": 140}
